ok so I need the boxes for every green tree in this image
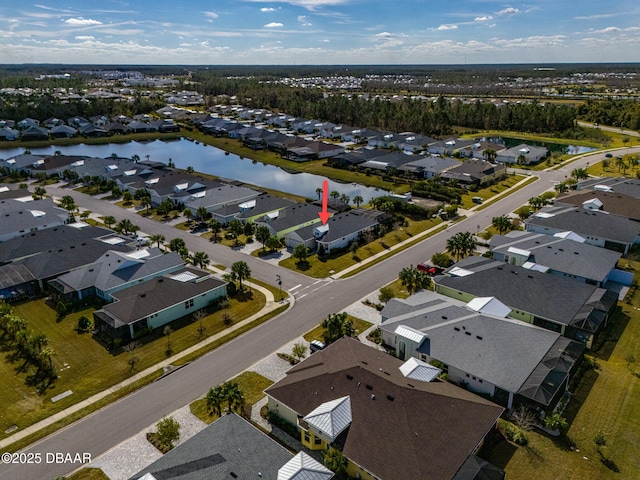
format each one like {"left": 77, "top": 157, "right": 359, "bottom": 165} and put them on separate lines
{"left": 196, "top": 206, "right": 209, "bottom": 222}
{"left": 554, "top": 182, "right": 569, "bottom": 194}
{"left": 103, "top": 215, "right": 117, "bottom": 229}
{"left": 169, "top": 237, "right": 186, "bottom": 253}
{"left": 243, "top": 221, "right": 255, "bottom": 237}
{"left": 59, "top": 195, "right": 76, "bottom": 213}
{"left": 227, "top": 219, "right": 244, "bottom": 246}
{"left": 292, "top": 244, "right": 309, "bottom": 264}
{"left": 431, "top": 252, "right": 453, "bottom": 268}
{"left": 528, "top": 196, "right": 545, "bottom": 211}
{"left": 33, "top": 186, "right": 46, "bottom": 200}
{"left": 186, "top": 166, "right": 195, "bottom": 174}
{"left": 492, "top": 215, "right": 513, "bottom": 235}
{"left": 265, "top": 235, "right": 281, "bottom": 253}
{"left": 155, "top": 417, "right": 180, "bottom": 450}
{"left": 149, "top": 233, "right": 165, "bottom": 249}
{"left": 571, "top": 167, "right": 589, "bottom": 181}
{"left": 378, "top": 286, "right": 395, "bottom": 304}
{"left": 222, "top": 381, "right": 245, "bottom": 414}
{"left": 321, "top": 312, "right": 355, "bottom": 344}
{"left": 209, "top": 218, "right": 222, "bottom": 243}
{"left": 446, "top": 231, "right": 477, "bottom": 261}
{"left": 352, "top": 195, "right": 364, "bottom": 208}
{"left": 122, "top": 191, "right": 133, "bottom": 204}
{"left": 192, "top": 251, "right": 210, "bottom": 269}
{"left": 398, "top": 265, "right": 431, "bottom": 295}
{"left": 255, "top": 225, "right": 271, "bottom": 250}
{"left": 330, "top": 190, "right": 340, "bottom": 200}
{"left": 292, "top": 342, "right": 308, "bottom": 362}
{"left": 231, "top": 261, "right": 251, "bottom": 292}
{"left": 206, "top": 385, "right": 225, "bottom": 416}
{"left": 324, "top": 446, "right": 347, "bottom": 476}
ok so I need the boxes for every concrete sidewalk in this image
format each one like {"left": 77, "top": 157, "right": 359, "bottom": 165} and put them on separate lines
{"left": 0, "top": 281, "right": 290, "bottom": 451}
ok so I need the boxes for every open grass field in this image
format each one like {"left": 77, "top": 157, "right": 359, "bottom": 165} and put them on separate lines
{"left": 480, "top": 263, "right": 640, "bottom": 480}
{"left": 189, "top": 371, "right": 274, "bottom": 424}
{"left": 459, "top": 174, "right": 525, "bottom": 209}
{"left": 0, "top": 291, "right": 265, "bottom": 441}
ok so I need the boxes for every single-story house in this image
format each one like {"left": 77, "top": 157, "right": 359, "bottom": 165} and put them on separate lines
{"left": 398, "top": 155, "right": 460, "bottom": 179}
{"left": 495, "top": 144, "right": 548, "bottom": 165}
{"left": 93, "top": 267, "right": 226, "bottom": 341}
{"left": 0, "top": 127, "right": 19, "bottom": 141}
{"left": 576, "top": 177, "right": 640, "bottom": 199}
{"left": 489, "top": 230, "right": 626, "bottom": 288}
{"left": 128, "top": 413, "right": 326, "bottom": 480}
{"left": 524, "top": 203, "right": 640, "bottom": 254}
{"left": 379, "top": 291, "right": 585, "bottom": 411}
{"left": 439, "top": 159, "right": 507, "bottom": 186}
{"left": 0, "top": 197, "right": 69, "bottom": 242}
{"left": 433, "top": 256, "right": 618, "bottom": 347}
{"left": 555, "top": 190, "right": 640, "bottom": 221}
{"left": 427, "top": 138, "right": 478, "bottom": 156}
{"left": 234, "top": 193, "right": 297, "bottom": 224}
{"left": 265, "top": 336, "right": 504, "bottom": 480}
{"left": 255, "top": 203, "right": 334, "bottom": 239}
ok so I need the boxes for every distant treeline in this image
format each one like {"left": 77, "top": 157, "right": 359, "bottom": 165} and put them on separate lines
{"left": 578, "top": 98, "right": 640, "bottom": 131}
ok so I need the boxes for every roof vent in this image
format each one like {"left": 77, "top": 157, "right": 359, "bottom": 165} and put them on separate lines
{"left": 365, "top": 384, "right": 373, "bottom": 390}
{"left": 371, "top": 394, "right": 375, "bottom": 400}
{"left": 361, "top": 361, "right": 368, "bottom": 365}
{"left": 230, "top": 473, "right": 237, "bottom": 479}
{"left": 476, "top": 335, "right": 483, "bottom": 340}
{"left": 465, "top": 331, "right": 471, "bottom": 336}
{"left": 407, "top": 383, "right": 415, "bottom": 388}
{"left": 140, "top": 293, "right": 146, "bottom": 298}
{"left": 454, "top": 327, "right": 460, "bottom": 331}
{"left": 387, "top": 394, "right": 394, "bottom": 401}
{"left": 346, "top": 374, "right": 353, "bottom": 380}
{"left": 442, "top": 315, "right": 447, "bottom": 320}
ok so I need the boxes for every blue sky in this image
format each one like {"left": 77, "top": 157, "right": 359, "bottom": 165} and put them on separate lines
{"left": 0, "top": 0, "right": 638, "bottom": 64}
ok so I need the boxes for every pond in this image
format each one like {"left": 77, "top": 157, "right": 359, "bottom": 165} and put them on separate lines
{"left": 484, "top": 137, "right": 597, "bottom": 155}
{"left": 0, "top": 139, "right": 385, "bottom": 202}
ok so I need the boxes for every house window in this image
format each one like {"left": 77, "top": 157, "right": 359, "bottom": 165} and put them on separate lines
{"left": 314, "top": 437, "right": 322, "bottom": 445}
{"left": 184, "top": 299, "right": 194, "bottom": 309}
{"left": 304, "top": 432, "right": 310, "bottom": 442}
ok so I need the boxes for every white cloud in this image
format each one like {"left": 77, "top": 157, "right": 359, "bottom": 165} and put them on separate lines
{"left": 264, "top": 22, "right": 284, "bottom": 28}
{"left": 203, "top": 12, "right": 218, "bottom": 20}
{"left": 474, "top": 15, "right": 493, "bottom": 22}
{"left": 246, "top": 0, "right": 350, "bottom": 10}
{"left": 75, "top": 35, "right": 95, "bottom": 41}
{"left": 437, "top": 24, "right": 458, "bottom": 31}
{"left": 261, "top": 7, "right": 276, "bottom": 12}
{"left": 590, "top": 26, "right": 640, "bottom": 34}
{"left": 64, "top": 18, "right": 103, "bottom": 26}
{"left": 321, "top": 38, "right": 330, "bottom": 42}
{"left": 496, "top": 7, "right": 520, "bottom": 16}
{"left": 298, "top": 15, "right": 312, "bottom": 26}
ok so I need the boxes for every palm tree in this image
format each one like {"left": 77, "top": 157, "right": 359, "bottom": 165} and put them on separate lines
{"left": 169, "top": 238, "right": 186, "bottom": 253}
{"left": 315, "top": 187, "right": 323, "bottom": 200}
{"left": 140, "top": 192, "right": 152, "bottom": 214}
{"left": 33, "top": 186, "right": 46, "bottom": 199}
{"left": 59, "top": 195, "right": 76, "bottom": 213}
{"left": 528, "top": 196, "right": 545, "bottom": 210}
{"left": 149, "top": 234, "right": 165, "bottom": 249}
{"left": 446, "top": 231, "right": 477, "bottom": 261}
{"left": 206, "top": 386, "right": 224, "bottom": 416}
{"left": 492, "top": 215, "right": 513, "bottom": 235}
{"left": 186, "top": 166, "right": 195, "bottom": 174}
{"left": 222, "top": 382, "right": 245, "bottom": 414}
{"left": 192, "top": 251, "right": 210, "bottom": 269}
{"left": 398, "top": 266, "right": 431, "bottom": 295}
{"left": 227, "top": 220, "right": 244, "bottom": 246}
{"left": 103, "top": 215, "right": 117, "bottom": 229}
{"left": 340, "top": 193, "right": 350, "bottom": 207}
{"left": 231, "top": 261, "right": 251, "bottom": 292}
{"left": 117, "top": 219, "right": 136, "bottom": 235}
{"left": 554, "top": 182, "right": 569, "bottom": 194}
{"left": 209, "top": 219, "right": 221, "bottom": 243}
{"left": 352, "top": 195, "right": 364, "bottom": 208}
{"left": 196, "top": 206, "right": 209, "bottom": 222}
{"left": 484, "top": 148, "right": 497, "bottom": 162}
{"left": 330, "top": 190, "right": 340, "bottom": 200}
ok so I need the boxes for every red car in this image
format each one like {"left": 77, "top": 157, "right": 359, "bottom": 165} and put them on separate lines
{"left": 417, "top": 263, "right": 442, "bottom": 275}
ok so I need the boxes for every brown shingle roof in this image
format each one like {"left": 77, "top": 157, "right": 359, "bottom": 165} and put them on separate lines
{"left": 265, "top": 337, "right": 503, "bottom": 480}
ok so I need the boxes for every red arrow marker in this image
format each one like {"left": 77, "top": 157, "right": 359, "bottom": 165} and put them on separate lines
{"left": 318, "top": 180, "right": 331, "bottom": 225}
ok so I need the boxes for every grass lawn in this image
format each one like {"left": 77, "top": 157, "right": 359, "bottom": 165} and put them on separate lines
{"left": 280, "top": 217, "right": 442, "bottom": 278}
{"left": 189, "top": 371, "right": 274, "bottom": 424}
{"left": 302, "top": 315, "right": 373, "bottom": 343}
{"left": 381, "top": 278, "right": 412, "bottom": 300}
{"left": 0, "top": 291, "right": 265, "bottom": 441}
{"left": 66, "top": 468, "right": 111, "bottom": 480}
{"left": 480, "top": 263, "right": 640, "bottom": 479}
{"left": 459, "top": 174, "right": 525, "bottom": 209}
{"left": 586, "top": 161, "right": 640, "bottom": 179}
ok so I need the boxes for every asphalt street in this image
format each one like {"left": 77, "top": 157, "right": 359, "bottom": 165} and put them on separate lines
{"left": 2, "top": 146, "right": 639, "bottom": 479}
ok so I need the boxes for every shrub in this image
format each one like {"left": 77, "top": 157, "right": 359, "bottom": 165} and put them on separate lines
{"left": 544, "top": 412, "right": 568, "bottom": 433}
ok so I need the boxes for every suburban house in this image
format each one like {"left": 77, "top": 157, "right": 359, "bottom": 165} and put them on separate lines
{"left": 284, "top": 210, "right": 385, "bottom": 253}
{"left": 255, "top": 203, "right": 334, "bottom": 239}
{"left": 396, "top": 133, "right": 437, "bottom": 153}
{"left": 359, "top": 151, "right": 420, "bottom": 172}
{"left": 489, "top": 231, "right": 628, "bottom": 288}
{"left": 326, "top": 148, "right": 385, "bottom": 168}
{"left": 0, "top": 153, "right": 49, "bottom": 175}
{"left": 576, "top": 177, "right": 640, "bottom": 199}
{"left": 554, "top": 190, "right": 640, "bottom": 221}
{"left": 0, "top": 126, "right": 19, "bottom": 140}
{"left": 128, "top": 413, "right": 306, "bottom": 480}
{"left": 177, "top": 184, "right": 261, "bottom": 220}
{"left": 379, "top": 291, "right": 585, "bottom": 411}
{"left": 265, "top": 336, "right": 504, "bottom": 480}
{"left": 234, "top": 193, "right": 297, "bottom": 224}
{"left": 92, "top": 266, "right": 227, "bottom": 341}
{"left": 495, "top": 144, "right": 548, "bottom": 165}
{"left": 427, "top": 138, "right": 478, "bottom": 156}
{"left": 284, "top": 140, "right": 345, "bottom": 162}
{"left": 0, "top": 197, "right": 69, "bottom": 242}
{"left": 433, "top": 256, "right": 618, "bottom": 347}
{"left": 20, "top": 125, "right": 49, "bottom": 141}
{"left": 468, "top": 141, "right": 507, "bottom": 160}
{"left": 0, "top": 225, "right": 132, "bottom": 301}
{"left": 439, "top": 159, "right": 507, "bottom": 186}
{"left": 48, "top": 249, "right": 185, "bottom": 304}
{"left": 398, "top": 155, "right": 460, "bottom": 179}
{"left": 50, "top": 125, "right": 78, "bottom": 138}
{"left": 524, "top": 203, "right": 640, "bottom": 254}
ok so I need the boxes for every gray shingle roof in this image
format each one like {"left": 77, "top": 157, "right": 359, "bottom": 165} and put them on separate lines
{"left": 525, "top": 204, "right": 640, "bottom": 245}
{"left": 0, "top": 197, "right": 69, "bottom": 240}
{"left": 129, "top": 413, "right": 293, "bottom": 480}
{"left": 235, "top": 194, "right": 296, "bottom": 220}
{"left": 489, "top": 231, "right": 622, "bottom": 283}
{"left": 434, "top": 257, "right": 613, "bottom": 332}
{"left": 97, "top": 268, "right": 226, "bottom": 327}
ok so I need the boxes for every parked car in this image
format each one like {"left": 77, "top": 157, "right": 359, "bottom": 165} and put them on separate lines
{"left": 417, "top": 263, "right": 443, "bottom": 276}
{"left": 310, "top": 340, "right": 326, "bottom": 353}
{"left": 605, "top": 153, "right": 613, "bottom": 158}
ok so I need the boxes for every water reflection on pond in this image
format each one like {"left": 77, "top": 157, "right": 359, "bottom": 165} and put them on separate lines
{"left": 0, "top": 139, "right": 386, "bottom": 202}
